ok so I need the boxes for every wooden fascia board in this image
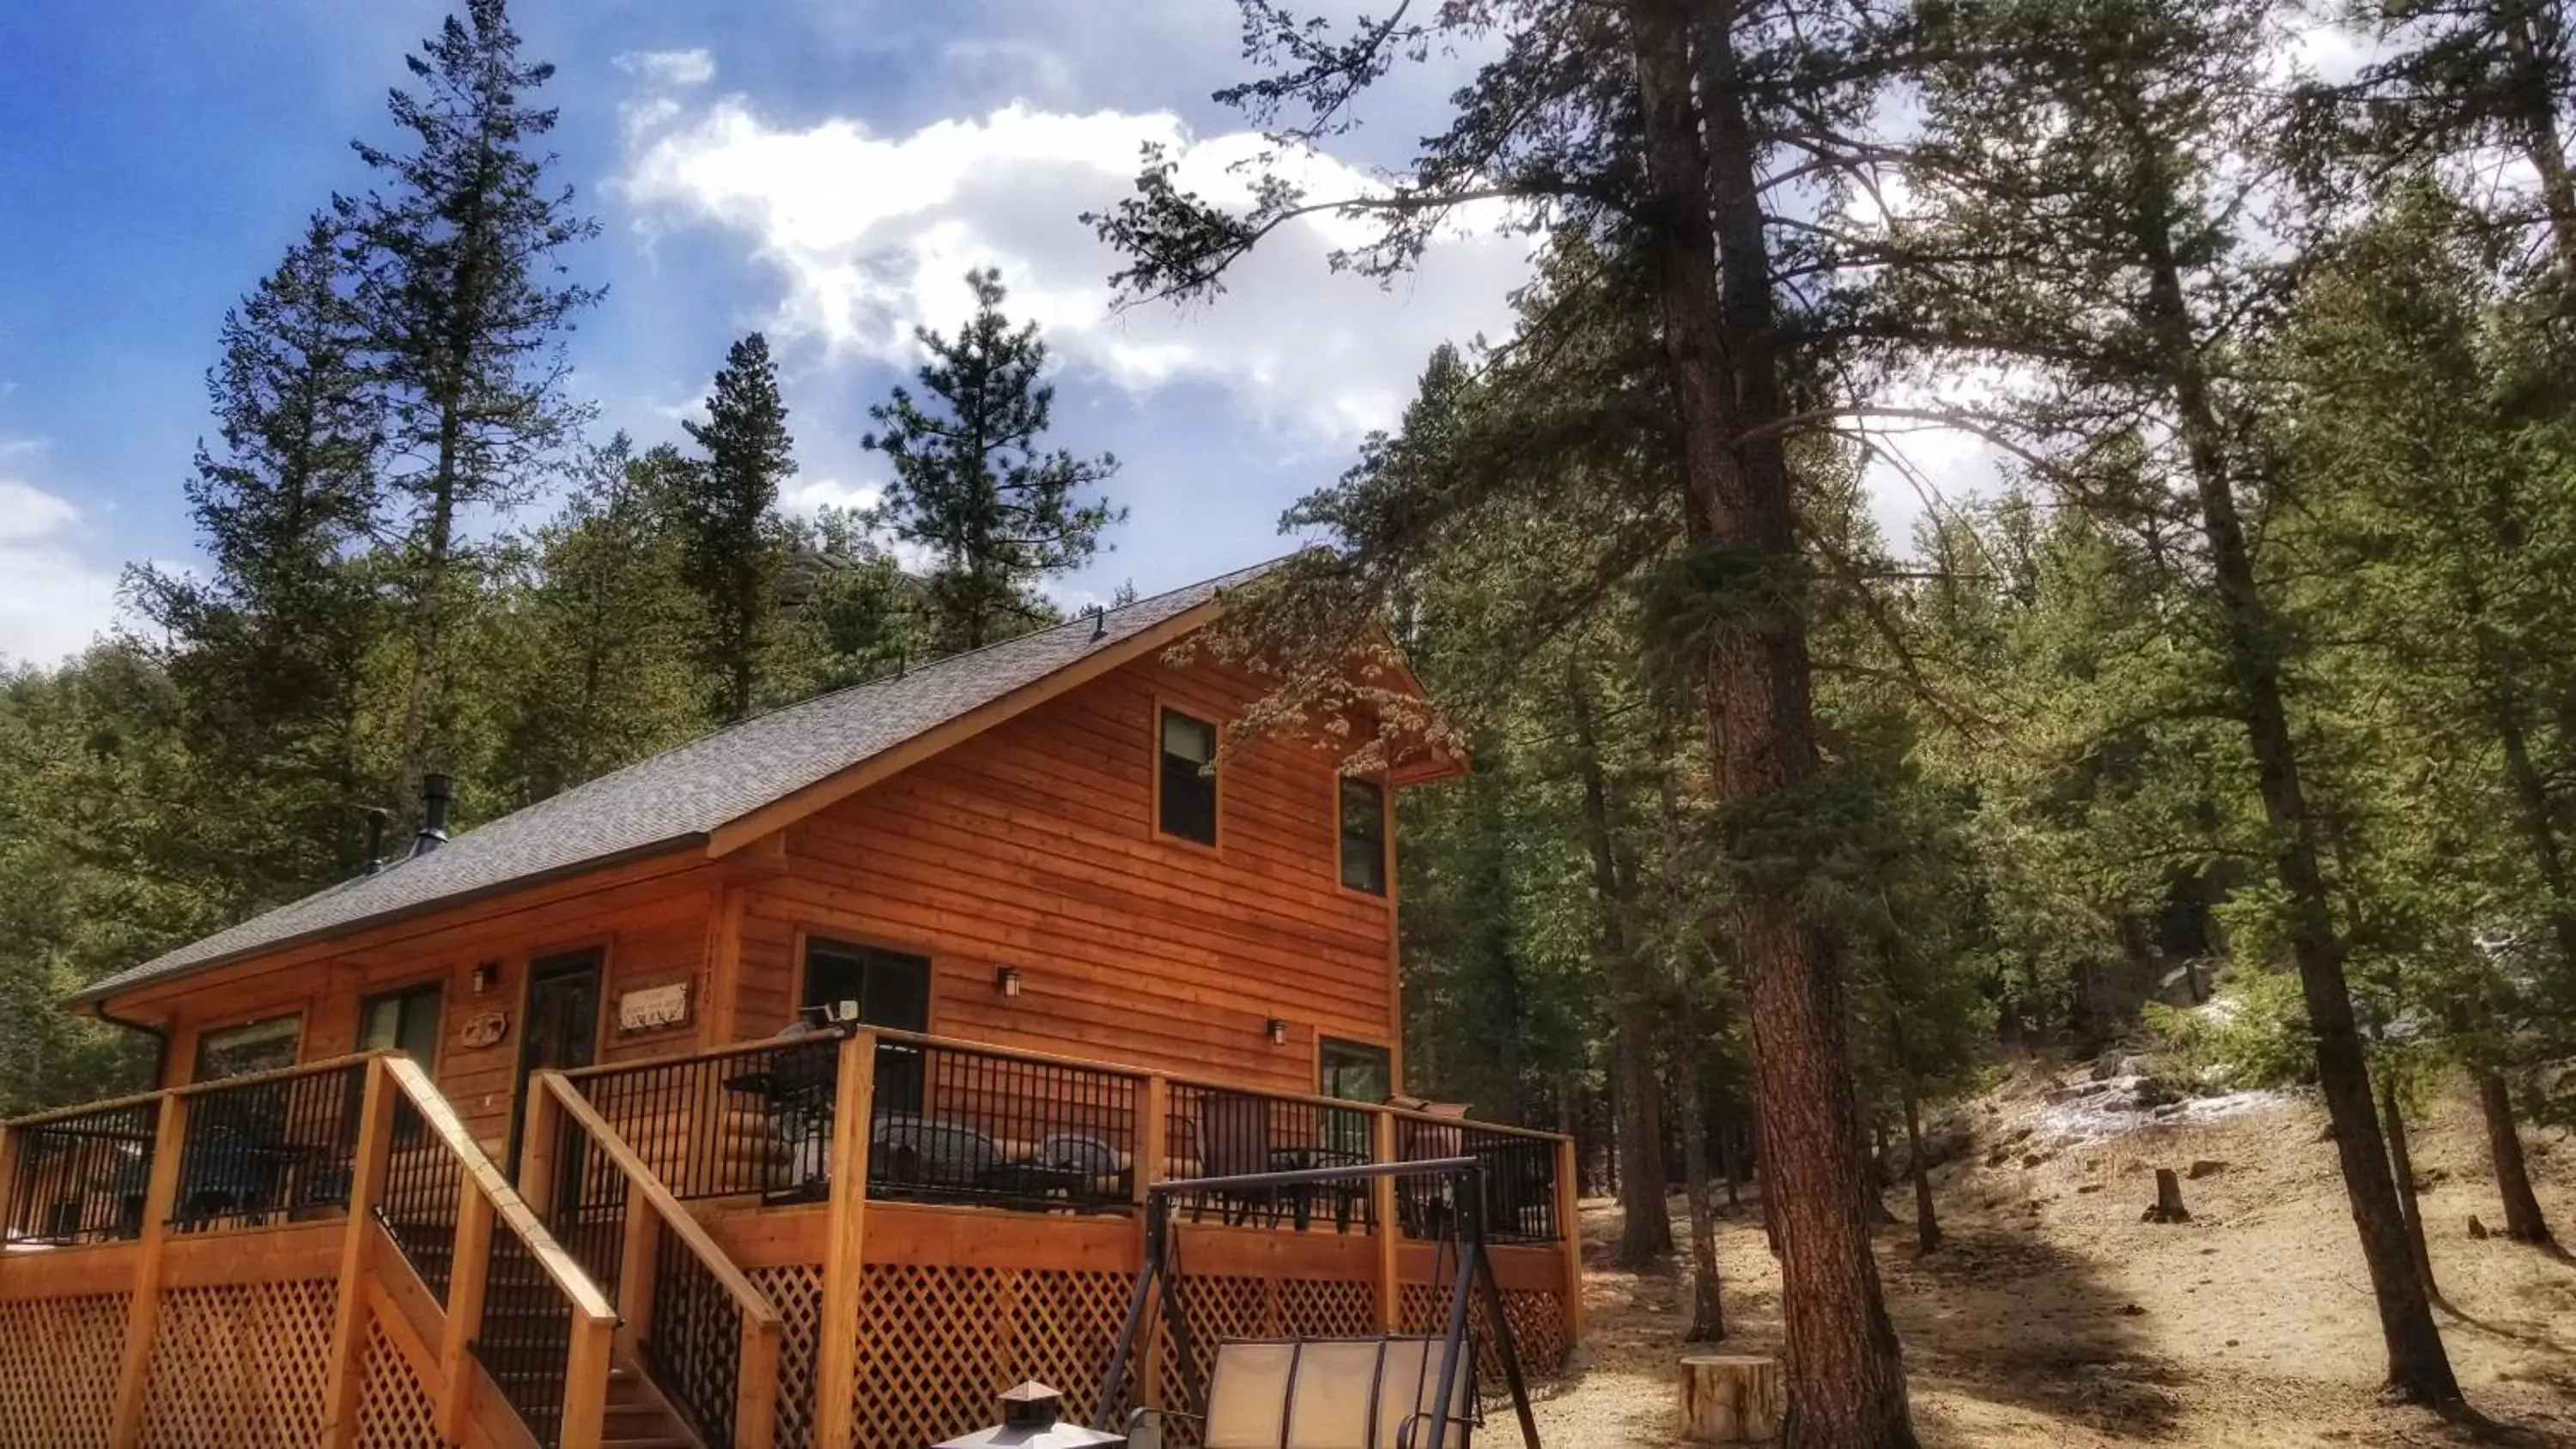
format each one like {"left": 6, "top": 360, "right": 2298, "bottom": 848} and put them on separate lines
{"left": 702, "top": 600, "right": 1229, "bottom": 858}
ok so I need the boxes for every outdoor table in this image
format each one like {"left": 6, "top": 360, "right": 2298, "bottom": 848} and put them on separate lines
{"left": 1267, "top": 1146, "right": 1370, "bottom": 1233}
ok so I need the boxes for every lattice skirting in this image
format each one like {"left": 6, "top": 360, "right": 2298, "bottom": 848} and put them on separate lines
{"left": 352, "top": 1314, "right": 442, "bottom": 1449}
{"left": 0, "top": 1290, "right": 129, "bottom": 1447}
{"left": 138, "top": 1278, "right": 338, "bottom": 1449}
{"left": 754, "top": 1261, "right": 1556, "bottom": 1449}
{"left": 1398, "top": 1282, "right": 1568, "bottom": 1385}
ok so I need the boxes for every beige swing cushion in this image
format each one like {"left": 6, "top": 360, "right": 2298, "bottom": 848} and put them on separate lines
{"left": 1200, "top": 1336, "right": 1473, "bottom": 1449}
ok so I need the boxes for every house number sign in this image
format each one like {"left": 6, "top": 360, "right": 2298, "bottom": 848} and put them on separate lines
{"left": 618, "top": 982, "right": 690, "bottom": 1033}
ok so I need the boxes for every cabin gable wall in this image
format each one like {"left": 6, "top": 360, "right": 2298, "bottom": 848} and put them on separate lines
{"left": 728, "top": 649, "right": 1400, "bottom": 1096}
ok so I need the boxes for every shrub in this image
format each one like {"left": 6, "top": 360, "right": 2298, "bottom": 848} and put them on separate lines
{"left": 2142, "top": 967, "right": 2314, "bottom": 1091}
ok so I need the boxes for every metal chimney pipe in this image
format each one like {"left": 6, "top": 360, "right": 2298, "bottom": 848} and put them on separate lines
{"left": 412, "top": 773, "right": 453, "bottom": 858}
{"left": 361, "top": 806, "right": 391, "bottom": 875}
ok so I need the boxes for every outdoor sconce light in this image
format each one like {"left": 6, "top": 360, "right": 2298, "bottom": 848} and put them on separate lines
{"left": 471, "top": 961, "right": 498, "bottom": 995}
{"left": 1267, "top": 1018, "right": 1289, "bottom": 1046}
{"left": 997, "top": 965, "right": 1024, "bottom": 999}
{"left": 937, "top": 1381, "right": 1124, "bottom": 1447}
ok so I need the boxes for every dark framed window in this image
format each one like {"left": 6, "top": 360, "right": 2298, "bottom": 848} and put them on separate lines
{"left": 360, "top": 981, "right": 444, "bottom": 1064}
{"left": 1339, "top": 776, "right": 1388, "bottom": 895}
{"left": 192, "top": 1015, "right": 301, "bottom": 1083}
{"left": 1157, "top": 707, "right": 1219, "bottom": 846}
{"left": 1320, "top": 1038, "right": 1392, "bottom": 1105}
{"left": 803, "top": 940, "right": 933, "bottom": 1113}
{"left": 799, "top": 940, "right": 932, "bottom": 1033}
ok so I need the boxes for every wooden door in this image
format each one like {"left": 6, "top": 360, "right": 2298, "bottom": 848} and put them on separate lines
{"left": 507, "top": 950, "right": 601, "bottom": 1172}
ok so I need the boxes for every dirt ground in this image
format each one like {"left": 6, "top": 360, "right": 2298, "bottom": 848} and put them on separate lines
{"left": 1526, "top": 1078, "right": 2576, "bottom": 1447}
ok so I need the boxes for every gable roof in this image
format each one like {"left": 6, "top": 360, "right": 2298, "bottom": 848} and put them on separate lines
{"left": 74, "top": 562, "right": 1277, "bottom": 1008}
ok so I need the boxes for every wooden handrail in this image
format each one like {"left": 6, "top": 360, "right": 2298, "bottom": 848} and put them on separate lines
{"left": 382, "top": 1058, "right": 617, "bottom": 1325}
{"left": 534, "top": 1074, "right": 784, "bottom": 1332}
{"left": 4, "top": 1051, "right": 393, "bottom": 1129}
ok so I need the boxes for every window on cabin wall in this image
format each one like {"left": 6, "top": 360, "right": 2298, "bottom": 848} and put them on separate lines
{"left": 1340, "top": 776, "right": 1388, "bottom": 895}
{"left": 801, "top": 939, "right": 932, "bottom": 1111}
{"left": 1320, "top": 1038, "right": 1394, "bottom": 1157}
{"left": 1158, "top": 707, "right": 1219, "bottom": 845}
{"left": 192, "top": 1015, "right": 301, "bottom": 1082}
{"left": 360, "top": 981, "right": 444, "bottom": 1064}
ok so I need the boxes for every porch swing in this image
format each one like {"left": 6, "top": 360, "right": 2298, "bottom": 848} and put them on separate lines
{"left": 1096, "top": 1157, "right": 1545, "bottom": 1449}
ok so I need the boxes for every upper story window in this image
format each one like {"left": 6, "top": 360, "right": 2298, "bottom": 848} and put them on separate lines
{"left": 360, "top": 981, "right": 444, "bottom": 1064}
{"left": 192, "top": 1014, "right": 301, "bottom": 1083}
{"left": 800, "top": 939, "right": 932, "bottom": 1034}
{"left": 1339, "top": 776, "right": 1388, "bottom": 895}
{"left": 1157, "top": 707, "right": 1219, "bottom": 846}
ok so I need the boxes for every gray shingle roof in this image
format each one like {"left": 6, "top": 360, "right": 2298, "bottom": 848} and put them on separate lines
{"left": 74, "top": 563, "right": 1273, "bottom": 1006}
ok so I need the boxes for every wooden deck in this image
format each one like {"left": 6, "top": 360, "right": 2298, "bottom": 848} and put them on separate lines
{"left": 0, "top": 1033, "right": 1577, "bottom": 1449}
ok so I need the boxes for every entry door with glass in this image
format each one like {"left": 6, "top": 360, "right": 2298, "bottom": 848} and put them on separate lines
{"left": 508, "top": 949, "right": 601, "bottom": 1169}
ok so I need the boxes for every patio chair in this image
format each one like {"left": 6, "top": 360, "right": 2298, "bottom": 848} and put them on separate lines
{"left": 872, "top": 1113, "right": 1000, "bottom": 1195}
{"left": 1128, "top": 1337, "right": 1474, "bottom": 1449}
{"left": 1191, "top": 1094, "right": 1276, "bottom": 1227}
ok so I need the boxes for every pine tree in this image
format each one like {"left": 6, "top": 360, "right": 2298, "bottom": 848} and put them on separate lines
{"left": 1904, "top": 0, "right": 2462, "bottom": 1402}
{"left": 123, "top": 215, "right": 383, "bottom": 897}
{"left": 864, "top": 270, "right": 1124, "bottom": 652}
{"left": 1093, "top": 5, "right": 1926, "bottom": 1437}
{"left": 339, "top": 0, "right": 599, "bottom": 798}
{"left": 678, "top": 333, "right": 795, "bottom": 722}
{"left": 490, "top": 438, "right": 703, "bottom": 805}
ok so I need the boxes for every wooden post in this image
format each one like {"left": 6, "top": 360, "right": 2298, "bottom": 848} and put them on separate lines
{"left": 813, "top": 1029, "right": 877, "bottom": 1449}
{"left": 0, "top": 1121, "right": 18, "bottom": 1293}
{"left": 1680, "top": 1355, "right": 1784, "bottom": 1443}
{"left": 617, "top": 1189, "right": 659, "bottom": 1354}
{"left": 1372, "top": 1110, "right": 1400, "bottom": 1333}
{"left": 434, "top": 1184, "right": 495, "bottom": 1442}
{"left": 321, "top": 1058, "right": 397, "bottom": 1448}
{"left": 520, "top": 1081, "right": 563, "bottom": 1216}
{"left": 1556, "top": 1135, "right": 1584, "bottom": 1348}
{"left": 1139, "top": 1075, "right": 1170, "bottom": 1410}
{"left": 109, "top": 1090, "right": 187, "bottom": 1449}
{"left": 561, "top": 1307, "right": 615, "bottom": 1449}
{"left": 736, "top": 1316, "right": 782, "bottom": 1449}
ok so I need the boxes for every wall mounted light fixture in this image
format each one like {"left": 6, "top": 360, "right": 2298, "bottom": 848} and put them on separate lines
{"left": 1266, "top": 1018, "right": 1288, "bottom": 1046}
{"left": 471, "top": 961, "right": 498, "bottom": 996}
{"left": 997, "top": 966, "right": 1024, "bottom": 999}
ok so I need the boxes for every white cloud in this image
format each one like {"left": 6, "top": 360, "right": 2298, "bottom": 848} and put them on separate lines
{"left": 0, "top": 479, "right": 121, "bottom": 664}
{"left": 615, "top": 48, "right": 716, "bottom": 88}
{"left": 616, "top": 98, "right": 1534, "bottom": 443}
{"left": 781, "top": 476, "right": 884, "bottom": 515}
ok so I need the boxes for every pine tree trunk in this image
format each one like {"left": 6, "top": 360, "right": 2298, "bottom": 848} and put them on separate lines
{"left": 1678, "top": 1044, "right": 1727, "bottom": 1342}
{"left": 1631, "top": 3, "right": 1916, "bottom": 1442}
{"left": 2475, "top": 1070, "right": 2555, "bottom": 1246}
{"left": 2135, "top": 195, "right": 2461, "bottom": 1402}
{"left": 2503, "top": 3, "right": 2576, "bottom": 272}
{"left": 2380, "top": 1075, "right": 2437, "bottom": 1300}
{"left": 1569, "top": 658, "right": 1673, "bottom": 1265}
{"left": 1903, "top": 1083, "right": 1941, "bottom": 1254}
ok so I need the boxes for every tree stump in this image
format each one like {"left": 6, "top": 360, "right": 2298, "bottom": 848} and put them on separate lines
{"left": 1680, "top": 1355, "right": 1784, "bottom": 1443}
{"left": 2141, "top": 1167, "right": 2190, "bottom": 1223}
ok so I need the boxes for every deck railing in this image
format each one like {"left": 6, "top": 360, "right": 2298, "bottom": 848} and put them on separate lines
{"left": 1164, "top": 1081, "right": 1382, "bottom": 1234}
{"left": 869, "top": 1031, "right": 1142, "bottom": 1214}
{"left": 531, "top": 1073, "right": 782, "bottom": 1449}
{"left": 0, "top": 1094, "right": 159, "bottom": 1246}
{"left": 566, "top": 1035, "right": 841, "bottom": 1204}
{"left": 1394, "top": 1117, "right": 1561, "bottom": 1246}
{"left": 167, "top": 1058, "right": 367, "bottom": 1233}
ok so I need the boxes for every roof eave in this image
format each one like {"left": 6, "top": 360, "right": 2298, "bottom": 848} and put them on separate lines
{"left": 65, "top": 834, "right": 711, "bottom": 1012}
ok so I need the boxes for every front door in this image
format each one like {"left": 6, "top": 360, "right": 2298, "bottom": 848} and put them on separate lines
{"left": 507, "top": 949, "right": 602, "bottom": 1172}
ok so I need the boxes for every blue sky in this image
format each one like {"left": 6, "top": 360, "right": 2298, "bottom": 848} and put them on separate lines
{"left": 0, "top": 0, "right": 1542, "bottom": 664}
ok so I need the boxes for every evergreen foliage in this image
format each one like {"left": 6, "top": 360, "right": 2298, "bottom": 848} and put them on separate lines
{"left": 864, "top": 270, "right": 1124, "bottom": 652}
{"left": 678, "top": 333, "right": 796, "bottom": 722}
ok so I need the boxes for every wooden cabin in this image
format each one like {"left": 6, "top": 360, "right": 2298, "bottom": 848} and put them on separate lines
{"left": 0, "top": 566, "right": 1579, "bottom": 1449}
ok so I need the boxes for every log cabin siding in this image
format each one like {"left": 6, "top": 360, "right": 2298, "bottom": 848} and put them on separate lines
{"left": 729, "top": 652, "right": 1397, "bottom": 1094}
{"left": 125, "top": 862, "right": 725, "bottom": 1154}
{"left": 101, "top": 642, "right": 1405, "bottom": 1149}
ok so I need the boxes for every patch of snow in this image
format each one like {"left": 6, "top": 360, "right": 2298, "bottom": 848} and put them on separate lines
{"left": 2033, "top": 1072, "right": 2298, "bottom": 1148}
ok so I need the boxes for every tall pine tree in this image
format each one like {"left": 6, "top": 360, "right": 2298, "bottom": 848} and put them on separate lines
{"left": 677, "top": 332, "right": 794, "bottom": 722}
{"left": 864, "top": 270, "right": 1123, "bottom": 652}
{"left": 124, "top": 214, "right": 382, "bottom": 899}
{"left": 339, "top": 0, "right": 598, "bottom": 800}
